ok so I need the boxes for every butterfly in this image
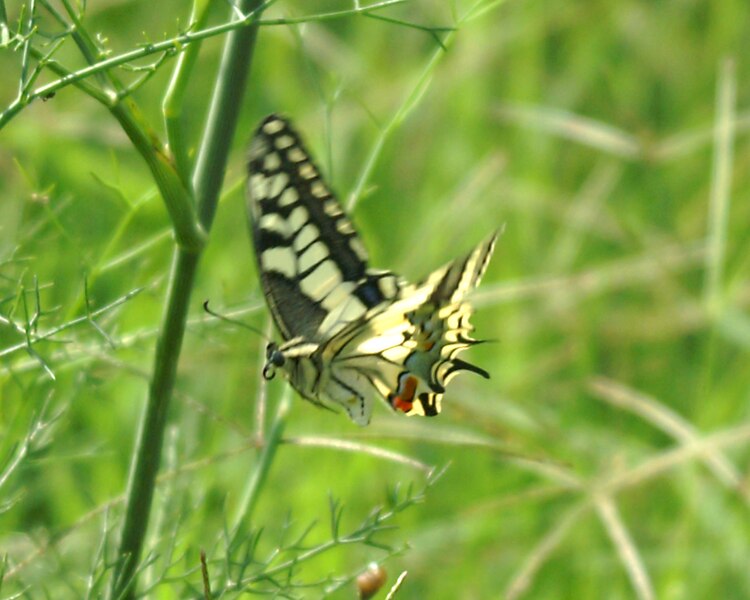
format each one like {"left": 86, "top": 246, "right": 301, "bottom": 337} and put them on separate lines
{"left": 246, "top": 114, "right": 496, "bottom": 425}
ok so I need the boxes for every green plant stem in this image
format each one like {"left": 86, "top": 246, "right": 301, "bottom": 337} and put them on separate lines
{"left": 192, "top": 3, "right": 261, "bottom": 227}
{"left": 163, "top": 0, "right": 212, "bottom": 186}
{"left": 0, "top": 0, "right": 412, "bottom": 130}
{"left": 22, "top": 35, "right": 206, "bottom": 253}
{"left": 346, "top": 30, "right": 455, "bottom": 212}
{"left": 110, "top": 250, "right": 199, "bottom": 600}
{"left": 111, "top": 100, "right": 206, "bottom": 252}
{"left": 27, "top": 45, "right": 108, "bottom": 100}
{"left": 704, "top": 58, "right": 736, "bottom": 317}
{"left": 44, "top": 0, "right": 112, "bottom": 89}
{"left": 230, "top": 390, "right": 290, "bottom": 538}
{"left": 109, "top": 1, "right": 264, "bottom": 598}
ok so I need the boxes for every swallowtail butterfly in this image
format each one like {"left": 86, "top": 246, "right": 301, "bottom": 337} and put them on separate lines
{"left": 246, "top": 114, "right": 496, "bottom": 425}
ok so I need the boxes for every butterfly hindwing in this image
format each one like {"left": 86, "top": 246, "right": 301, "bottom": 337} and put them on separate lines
{"left": 246, "top": 115, "right": 402, "bottom": 341}
{"left": 327, "top": 233, "right": 497, "bottom": 420}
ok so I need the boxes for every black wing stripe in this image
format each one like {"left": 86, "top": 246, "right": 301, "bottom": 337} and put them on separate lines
{"left": 425, "top": 232, "right": 498, "bottom": 306}
{"left": 247, "top": 114, "right": 410, "bottom": 340}
{"left": 263, "top": 272, "right": 328, "bottom": 340}
{"left": 248, "top": 115, "right": 368, "bottom": 280}
{"left": 247, "top": 114, "right": 380, "bottom": 340}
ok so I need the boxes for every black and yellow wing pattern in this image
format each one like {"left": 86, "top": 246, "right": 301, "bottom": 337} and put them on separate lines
{"left": 246, "top": 114, "right": 495, "bottom": 425}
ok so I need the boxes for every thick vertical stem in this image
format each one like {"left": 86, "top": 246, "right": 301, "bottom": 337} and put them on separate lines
{"left": 109, "top": 2, "right": 264, "bottom": 598}
{"left": 110, "top": 250, "right": 199, "bottom": 599}
{"left": 192, "top": 2, "right": 262, "bottom": 228}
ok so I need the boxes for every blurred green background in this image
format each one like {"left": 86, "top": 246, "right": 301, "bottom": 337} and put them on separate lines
{"left": 2, "top": 0, "right": 750, "bottom": 597}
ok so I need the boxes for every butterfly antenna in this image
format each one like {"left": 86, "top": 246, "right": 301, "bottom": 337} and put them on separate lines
{"left": 202, "top": 300, "right": 271, "bottom": 342}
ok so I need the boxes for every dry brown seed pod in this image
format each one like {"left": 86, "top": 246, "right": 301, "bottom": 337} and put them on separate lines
{"left": 357, "top": 562, "right": 387, "bottom": 599}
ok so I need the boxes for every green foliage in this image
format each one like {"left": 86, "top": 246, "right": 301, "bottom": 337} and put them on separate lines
{"left": 2, "top": 0, "right": 750, "bottom": 598}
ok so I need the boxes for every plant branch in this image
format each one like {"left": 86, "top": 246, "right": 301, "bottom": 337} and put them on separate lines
{"left": 346, "top": 29, "right": 455, "bottom": 211}
{"left": 110, "top": 99, "right": 207, "bottom": 252}
{"left": 163, "top": 0, "right": 212, "bottom": 186}
{"left": 0, "top": 0, "right": 411, "bottom": 130}
{"left": 230, "top": 390, "right": 290, "bottom": 539}
{"left": 109, "top": 1, "right": 265, "bottom": 597}
{"left": 11, "top": 26, "right": 206, "bottom": 253}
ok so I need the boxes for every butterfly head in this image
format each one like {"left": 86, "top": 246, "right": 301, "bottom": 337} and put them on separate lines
{"left": 262, "top": 342, "right": 286, "bottom": 380}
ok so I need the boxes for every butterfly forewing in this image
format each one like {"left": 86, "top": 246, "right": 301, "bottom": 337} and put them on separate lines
{"left": 246, "top": 115, "right": 402, "bottom": 341}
